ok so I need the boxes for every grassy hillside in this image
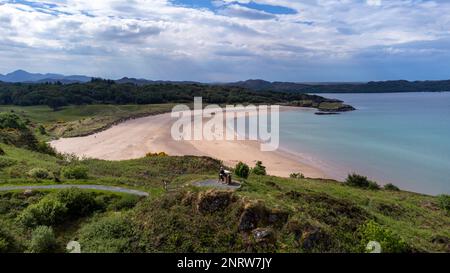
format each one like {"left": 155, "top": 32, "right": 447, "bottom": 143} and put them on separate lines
{"left": 0, "top": 143, "right": 448, "bottom": 253}
{"left": 0, "top": 106, "right": 448, "bottom": 253}
{"left": 0, "top": 104, "right": 175, "bottom": 139}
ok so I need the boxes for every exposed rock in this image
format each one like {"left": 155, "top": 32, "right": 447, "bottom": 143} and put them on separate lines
{"left": 238, "top": 202, "right": 267, "bottom": 231}
{"left": 432, "top": 235, "right": 450, "bottom": 252}
{"left": 238, "top": 202, "right": 289, "bottom": 231}
{"left": 197, "top": 190, "right": 234, "bottom": 213}
{"left": 300, "top": 226, "right": 331, "bottom": 252}
{"left": 252, "top": 228, "right": 275, "bottom": 243}
{"left": 267, "top": 209, "right": 289, "bottom": 228}
{"left": 23, "top": 189, "right": 33, "bottom": 197}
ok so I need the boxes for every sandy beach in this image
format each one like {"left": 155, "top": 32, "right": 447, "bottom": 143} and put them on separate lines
{"left": 50, "top": 108, "right": 328, "bottom": 178}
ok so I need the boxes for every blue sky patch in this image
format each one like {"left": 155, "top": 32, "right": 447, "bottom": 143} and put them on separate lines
{"left": 171, "top": 0, "right": 297, "bottom": 15}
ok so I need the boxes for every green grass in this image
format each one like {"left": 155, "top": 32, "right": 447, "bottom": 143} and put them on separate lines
{"left": 0, "top": 104, "right": 175, "bottom": 139}
{"left": 0, "top": 105, "right": 448, "bottom": 253}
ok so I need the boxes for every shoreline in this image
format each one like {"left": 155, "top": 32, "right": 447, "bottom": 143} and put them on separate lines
{"left": 49, "top": 107, "right": 331, "bottom": 179}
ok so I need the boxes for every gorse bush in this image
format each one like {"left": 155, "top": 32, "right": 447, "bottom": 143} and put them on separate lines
{"left": 345, "top": 173, "right": 380, "bottom": 190}
{"left": 0, "top": 112, "right": 27, "bottom": 130}
{"left": 62, "top": 166, "right": 88, "bottom": 179}
{"left": 358, "top": 220, "right": 409, "bottom": 253}
{"left": 78, "top": 214, "right": 134, "bottom": 253}
{"left": 384, "top": 183, "right": 400, "bottom": 191}
{"left": 234, "top": 162, "right": 250, "bottom": 179}
{"left": 0, "top": 157, "right": 16, "bottom": 168}
{"left": 290, "top": 172, "right": 305, "bottom": 179}
{"left": 18, "top": 197, "right": 68, "bottom": 227}
{"left": 27, "top": 168, "right": 51, "bottom": 180}
{"left": 437, "top": 194, "right": 450, "bottom": 212}
{"left": 0, "top": 223, "right": 19, "bottom": 253}
{"left": 28, "top": 226, "right": 57, "bottom": 253}
{"left": 252, "top": 161, "right": 267, "bottom": 176}
{"left": 18, "top": 188, "right": 103, "bottom": 227}
{"left": 54, "top": 188, "right": 99, "bottom": 218}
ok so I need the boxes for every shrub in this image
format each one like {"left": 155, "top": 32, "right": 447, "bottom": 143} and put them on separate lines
{"left": 0, "top": 112, "right": 27, "bottom": 130}
{"left": 0, "top": 223, "right": 19, "bottom": 253}
{"left": 54, "top": 188, "right": 99, "bottom": 218}
{"left": 437, "top": 194, "right": 450, "bottom": 212}
{"left": 384, "top": 183, "right": 400, "bottom": 191}
{"left": 62, "top": 166, "right": 88, "bottom": 179}
{"left": 78, "top": 214, "right": 134, "bottom": 253}
{"left": 290, "top": 173, "right": 305, "bottom": 179}
{"left": 145, "top": 152, "right": 168, "bottom": 157}
{"left": 36, "top": 141, "right": 57, "bottom": 156}
{"left": 345, "top": 173, "right": 380, "bottom": 190}
{"left": 18, "top": 197, "right": 68, "bottom": 227}
{"left": 27, "top": 168, "right": 50, "bottom": 180}
{"left": 358, "top": 220, "right": 409, "bottom": 253}
{"left": 109, "top": 195, "right": 140, "bottom": 211}
{"left": 252, "top": 161, "right": 267, "bottom": 176}
{"left": 28, "top": 226, "right": 57, "bottom": 253}
{"left": 234, "top": 162, "right": 250, "bottom": 179}
{"left": 0, "top": 146, "right": 5, "bottom": 155}
{"left": 0, "top": 157, "right": 16, "bottom": 168}
{"left": 38, "top": 125, "right": 47, "bottom": 135}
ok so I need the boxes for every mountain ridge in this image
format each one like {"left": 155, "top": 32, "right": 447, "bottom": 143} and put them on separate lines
{"left": 2, "top": 70, "right": 450, "bottom": 93}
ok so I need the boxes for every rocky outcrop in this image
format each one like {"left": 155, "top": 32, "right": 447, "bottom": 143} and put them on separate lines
{"left": 197, "top": 190, "right": 235, "bottom": 213}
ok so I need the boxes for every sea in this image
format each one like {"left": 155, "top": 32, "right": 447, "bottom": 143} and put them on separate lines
{"left": 278, "top": 92, "right": 450, "bottom": 195}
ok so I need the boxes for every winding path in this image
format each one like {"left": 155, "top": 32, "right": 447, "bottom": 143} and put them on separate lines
{"left": 0, "top": 185, "right": 149, "bottom": 197}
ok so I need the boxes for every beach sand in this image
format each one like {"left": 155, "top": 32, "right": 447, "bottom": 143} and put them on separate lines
{"left": 49, "top": 108, "right": 328, "bottom": 178}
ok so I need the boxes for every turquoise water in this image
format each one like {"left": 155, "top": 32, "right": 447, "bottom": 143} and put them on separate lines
{"left": 279, "top": 92, "right": 450, "bottom": 195}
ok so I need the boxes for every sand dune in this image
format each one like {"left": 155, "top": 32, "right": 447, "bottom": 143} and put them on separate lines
{"left": 49, "top": 108, "right": 328, "bottom": 178}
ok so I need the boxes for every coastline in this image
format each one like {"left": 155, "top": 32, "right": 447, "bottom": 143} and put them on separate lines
{"left": 49, "top": 107, "right": 330, "bottom": 179}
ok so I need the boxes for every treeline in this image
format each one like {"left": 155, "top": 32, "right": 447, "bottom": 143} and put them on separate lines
{"left": 227, "top": 79, "right": 450, "bottom": 93}
{"left": 0, "top": 79, "right": 337, "bottom": 109}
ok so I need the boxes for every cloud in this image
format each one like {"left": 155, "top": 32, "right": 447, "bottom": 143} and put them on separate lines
{"left": 0, "top": 0, "right": 449, "bottom": 81}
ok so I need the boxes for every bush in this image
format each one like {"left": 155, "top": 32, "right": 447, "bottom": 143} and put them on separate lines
{"left": 27, "top": 168, "right": 50, "bottom": 180}
{"left": 384, "top": 183, "right": 400, "bottom": 191}
{"left": 0, "top": 112, "right": 27, "bottom": 130}
{"left": 358, "top": 220, "right": 409, "bottom": 253}
{"left": 38, "top": 125, "right": 47, "bottom": 135}
{"left": 345, "top": 173, "right": 380, "bottom": 190}
{"left": 62, "top": 166, "right": 88, "bottom": 179}
{"left": 78, "top": 214, "right": 134, "bottom": 253}
{"left": 0, "top": 157, "right": 16, "bottom": 168}
{"left": 36, "top": 141, "right": 57, "bottom": 156}
{"left": 0, "top": 146, "right": 5, "bottom": 155}
{"left": 145, "top": 152, "right": 168, "bottom": 157}
{"left": 234, "top": 162, "right": 250, "bottom": 179}
{"left": 54, "top": 188, "right": 99, "bottom": 218}
{"left": 252, "top": 161, "right": 267, "bottom": 176}
{"left": 109, "top": 195, "right": 140, "bottom": 211}
{"left": 437, "top": 194, "right": 450, "bottom": 212}
{"left": 28, "top": 226, "right": 57, "bottom": 253}
{"left": 290, "top": 173, "right": 305, "bottom": 179}
{"left": 0, "top": 223, "right": 19, "bottom": 253}
{"left": 18, "top": 197, "right": 68, "bottom": 227}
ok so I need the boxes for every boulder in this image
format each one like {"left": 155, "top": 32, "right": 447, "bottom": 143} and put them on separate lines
{"left": 252, "top": 228, "right": 275, "bottom": 243}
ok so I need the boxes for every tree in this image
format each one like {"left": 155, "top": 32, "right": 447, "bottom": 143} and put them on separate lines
{"left": 46, "top": 97, "right": 67, "bottom": 111}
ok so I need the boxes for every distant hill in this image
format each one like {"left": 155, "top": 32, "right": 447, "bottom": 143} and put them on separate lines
{"left": 115, "top": 77, "right": 201, "bottom": 86}
{"left": 2, "top": 70, "right": 450, "bottom": 93}
{"left": 226, "top": 79, "right": 450, "bottom": 93}
{"left": 0, "top": 70, "right": 91, "bottom": 83}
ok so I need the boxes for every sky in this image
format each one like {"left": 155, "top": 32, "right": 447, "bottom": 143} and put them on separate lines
{"left": 0, "top": 0, "right": 450, "bottom": 82}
